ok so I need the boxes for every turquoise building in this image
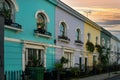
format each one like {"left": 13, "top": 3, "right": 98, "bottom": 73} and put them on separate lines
{"left": 3, "top": 0, "right": 57, "bottom": 79}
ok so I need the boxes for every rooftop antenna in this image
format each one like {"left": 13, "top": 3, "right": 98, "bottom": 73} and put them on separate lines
{"left": 83, "top": 10, "right": 92, "bottom": 18}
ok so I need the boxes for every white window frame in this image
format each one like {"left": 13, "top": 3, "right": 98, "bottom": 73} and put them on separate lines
{"left": 102, "top": 38, "right": 105, "bottom": 46}
{"left": 87, "top": 33, "right": 91, "bottom": 41}
{"left": 23, "top": 44, "right": 46, "bottom": 71}
{"left": 60, "top": 22, "right": 67, "bottom": 36}
{"left": 63, "top": 51, "right": 73, "bottom": 68}
{"left": 76, "top": 28, "right": 81, "bottom": 41}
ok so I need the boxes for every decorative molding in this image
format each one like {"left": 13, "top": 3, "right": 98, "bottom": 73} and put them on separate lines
{"left": 58, "top": 38, "right": 70, "bottom": 43}
{"left": 5, "top": 25, "right": 23, "bottom": 32}
{"left": 35, "top": 10, "right": 50, "bottom": 22}
{"left": 75, "top": 43, "right": 83, "bottom": 46}
{"left": 11, "top": 0, "right": 19, "bottom": 12}
{"left": 5, "top": 37, "right": 22, "bottom": 43}
{"left": 58, "top": 20, "right": 69, "bottom": 29}
{"left": 22, "top": 43, "right": 25, "bottom": 71}
{"left": 34, "top": 33, "right": 52, "bottom": 39}
{"left": 4, "top": 37, "right": 85, "bottom": 52}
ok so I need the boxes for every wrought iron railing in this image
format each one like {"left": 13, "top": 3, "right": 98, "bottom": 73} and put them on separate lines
{"left": 5, "top": 18, "right": 22, "bottom": 29}
{"left": 75, "top": 40, "right": 83, "bottom": 44}
{"left": 58, "top": 35, "right": 70, "bottom": 41}
{"left": 4, "top": 70, "right": 22, "bottom": 80}
{"left": 34, "top": 29, "right": 52, "bottom": 36}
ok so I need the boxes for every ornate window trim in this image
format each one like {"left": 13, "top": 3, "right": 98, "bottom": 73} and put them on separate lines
{"left": 35, "top": 10, "right": 50, "bottom": 23}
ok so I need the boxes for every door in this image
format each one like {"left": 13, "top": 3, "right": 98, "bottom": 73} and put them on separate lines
{"left": 85, "top": 58, "right": 87, "bottom": 72}
{"left": 79, "top": 57, "right": 82, "bottom": 71}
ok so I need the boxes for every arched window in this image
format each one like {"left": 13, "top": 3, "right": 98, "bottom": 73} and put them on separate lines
{"left": 76, "top": 28, "right": 81, "bottom": 41}
{"left": 107, "top": 41, "right": 110, "bottom": 48}
{"left": 37, "top": 13, "right": 47, "bottom": 30}
{"left": 102, "top": 38, "right": 105, "bottom": 46}
{"left": 0, "top": 0, "right": 15, "bottom": 22}
{"left": 87, "top": 33, "right": 91, "bottom": 41}
{"left": 96, "top": 36, "right": 98, "bottom": 45}
{"left": 60, "top": 22, "right": 67, "bottom": 36}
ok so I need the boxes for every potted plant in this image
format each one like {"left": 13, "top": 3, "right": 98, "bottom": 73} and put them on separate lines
{"left": 54, "top": 57, "right": 69, "bottom": 80}
{"left": 27, "top": 55, "right": 45, "bottom": 80}
{"left": 0, "top": 8, "right": 12, "bottom": 25}
{"left": 86, "top": 40, "right": 95, "bottom": 53}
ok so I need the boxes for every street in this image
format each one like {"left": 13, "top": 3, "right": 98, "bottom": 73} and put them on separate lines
{"left": 106, "top": 75, "right": 120, "bottom": 80}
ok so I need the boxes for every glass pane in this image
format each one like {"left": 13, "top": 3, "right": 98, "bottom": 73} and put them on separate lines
{"left": 37, "top": 13, "right": 46, "bottom": 29}
{"left": 60, "top": 23, "right": 64, "bottom": 36}
{"left": 77, "top": 29, "right": 79, "bottom": 40}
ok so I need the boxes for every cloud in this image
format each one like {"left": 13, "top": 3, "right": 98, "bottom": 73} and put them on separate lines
{"left": 61, "top": 0, "right": 120, "bottom": 8}
{"left": 97, "top": 20, "right": 120, "bottom": 26}
{"left": 61, "top": 0, "right": 120, "bottom": 39}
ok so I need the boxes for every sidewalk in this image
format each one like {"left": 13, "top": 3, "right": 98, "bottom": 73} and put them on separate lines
{"left": 71, "top": 71, "right": 120, "bottom": 80}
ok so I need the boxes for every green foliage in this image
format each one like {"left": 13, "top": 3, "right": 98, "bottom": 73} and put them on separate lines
{"left": 55, "top": 57, "right": 69, "bottom": 70}
{"left": 70, "top": 67, "right": 80, "bottom": 77}
{"left": 55, "top": 63, "right": 63, "bottom": 70}
{"left": 86, "top": 41, "right": 95, "bottom": 52}
{"left": 0, "top": 8, "right": 11, "bottom": 18}
{"left": 33, "top": 55, "right": 40, "bottom": 66}
{"left": 60, "top": 56, "right": 69, "bottom": 64}
{"left": 95, "top": 44, "right": 103, "bottom": 54}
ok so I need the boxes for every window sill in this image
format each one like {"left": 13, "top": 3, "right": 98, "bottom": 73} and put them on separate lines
{"left": 75, "top": 43, "right": 83, "bottom": 46}
{"left": 5, "top": 25, "right": 23, "bottom": 32}
{"left": 75, "top": 40, "right": 83, "bottom": 46}
{"left": 58, "top": 38, "right": 70, "bottom": 43}
{"left": 34, "top": 33, "right": 52, "bottom": 39}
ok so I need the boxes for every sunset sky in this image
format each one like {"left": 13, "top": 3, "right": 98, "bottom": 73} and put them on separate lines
{"left": 61, "top": 0, "right": 120, "bottom": 39}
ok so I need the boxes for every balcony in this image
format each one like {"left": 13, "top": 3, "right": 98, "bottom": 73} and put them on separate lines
{"left": 58, "top": 35, "right": 70, "bottom": 43}
{"left": 75, "top": 40, "right": 83, "bottom": 46}
{"left": 4, "top": 18, "right": 22, "bottom": 32}
{"left": 0, "top": 9, "right": 22, "bottom": 32}
{"left": 34, "top": 29, "right": 52, "bottom": 38}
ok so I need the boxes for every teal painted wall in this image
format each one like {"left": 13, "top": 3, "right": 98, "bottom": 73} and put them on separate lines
{"left": 100, "top": 28, "right": 111, "bottom": 48}
{"left": 46, "top": 47, "right": 55, "bottom": 70}
{"left": 5, "top": 0, "right": 55, "bottom": 44}
{"left": 4, "top": 41, "right": 22, "bottom": 71}
{"left": 4, "top": 0, "right": 56, "bottom": 72}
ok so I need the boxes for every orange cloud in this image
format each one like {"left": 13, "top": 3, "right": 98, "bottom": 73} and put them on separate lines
{"left": 61, "top": 0, "right": 120, "bottom": 39}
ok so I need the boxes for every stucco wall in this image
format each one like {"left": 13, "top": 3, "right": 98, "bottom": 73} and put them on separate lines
{"left": 84, "top": 23, "right": 101, "bottom": 67}
{"left": 4, "top": 0, "right": 56, "bottom": 71}
{"left": 55, "top": 7, "right": 84, "bottom": 67}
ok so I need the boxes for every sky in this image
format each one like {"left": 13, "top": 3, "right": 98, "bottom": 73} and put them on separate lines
{"left": 61, "top": 0, "right": 120, "bottom": 39}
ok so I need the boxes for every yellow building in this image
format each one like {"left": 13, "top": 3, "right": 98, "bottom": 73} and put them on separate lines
{"left": 84, "top": 22, "right": 101, "bottom": 71}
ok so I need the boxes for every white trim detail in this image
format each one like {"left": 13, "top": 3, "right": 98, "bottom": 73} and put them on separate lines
{"left": 34, "top": 33, "right": 52, "bottom": 39}
{"left": 22, "top": 44, "right": 25, "bottom": 71}
{"left": 58, "top": 38, "right": 70, "bottom": 43}
{"left": 64, "top": 49, "right": 74, "bottom": 53}
{"left": 5, "top": 25, "right": 23, "bottom": 32}
{"left": 25, "top": 44, "right": 44, "bottom": 50}
{"left": 44, "top": 47, "right": 47, "bottom": 67}
{"left": 59, "top": 20, "right": 69, "bottom": 29}
{"left": 5, "top": 37, "right": 22, "bottom": 43}
{"left": 4, "top": 37, "right": 85, "bottom": 52}
{"left": 35, "top": 10, "right": 50, "bottom": 22}
{"left": 11, "top": 0, "right": 19, "bottom": 12}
